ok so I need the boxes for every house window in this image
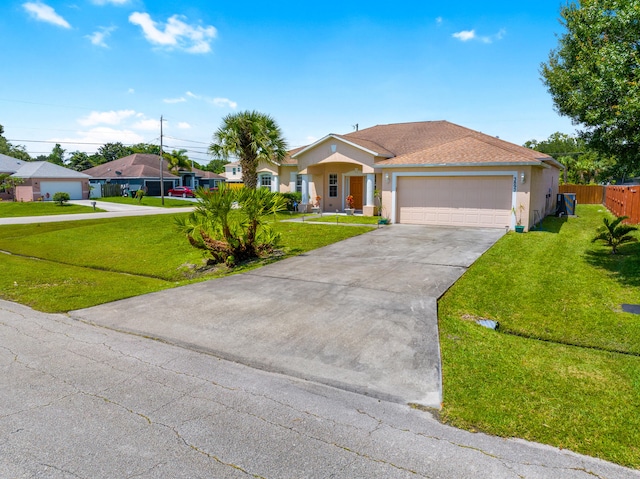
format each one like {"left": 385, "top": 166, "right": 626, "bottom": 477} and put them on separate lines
{"left": 260, "top": 174, "right": 272, "bottom": 189}
{"left": 232, "top": 167, "right": 237, "bottom": 175}
{"left": 329, "top": 174, "right": 338, "bottom": 197}
{"left": 296, "top": 175, "right": 302, "bottom": 193}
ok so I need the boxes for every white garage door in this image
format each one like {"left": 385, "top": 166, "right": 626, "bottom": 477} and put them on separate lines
{"left": 40, "top": 181, "right": 83, "bottom": 200}
{"left": 397, "top": 176, "right": 512, "bottom": 228}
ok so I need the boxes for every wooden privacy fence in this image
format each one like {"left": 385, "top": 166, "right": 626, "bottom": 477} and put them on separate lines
{"left": 558, "top": 184, "right": 604, "bottom": 204}
{"left": 559, "top": 183, "right": 640, "bottom": 223}
{"left": 604, "top": 186, "right": 640, "bottom": 224}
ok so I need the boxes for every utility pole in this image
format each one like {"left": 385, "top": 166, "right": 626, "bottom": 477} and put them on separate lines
{"left": 160, "top": 115, "right": 165, "bottom": 205}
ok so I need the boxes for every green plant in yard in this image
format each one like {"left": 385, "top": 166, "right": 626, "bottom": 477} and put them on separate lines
{"left": 176, "top": 185, "right": 287, "bottom": 267}
{"left": 135, "top": 188, "right": 145, "bottom": 203}
{"left": 592, "top": 215, "right": 637, "bottom": 254}
{"left": 52, "top": 192, "right": 70, "bottom": 206}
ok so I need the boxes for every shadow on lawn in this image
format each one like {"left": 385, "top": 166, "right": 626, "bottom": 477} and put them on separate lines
{"left": 534, "top": 215, "right": 567, "bottom": 234}
{"left": 584, "top": 242, "right": 640, "bottom": 288}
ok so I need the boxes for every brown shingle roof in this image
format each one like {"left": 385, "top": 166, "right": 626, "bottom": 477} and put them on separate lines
{"left": 82, "top": 154, "right": 224, "bottom": 180}
{"left": 295, "top": 121, "right": 554, "bottom": 167}
{"left": 83, "top": 154, "right": 178, "bottom": 179}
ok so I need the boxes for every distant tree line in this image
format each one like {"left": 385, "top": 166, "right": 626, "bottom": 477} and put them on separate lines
{"left": 0, "top": 124, "right": 229, "bottom": 174}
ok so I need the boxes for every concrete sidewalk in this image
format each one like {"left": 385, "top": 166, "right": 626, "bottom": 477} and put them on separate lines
{"left": 70, "top": 225, "right": 504, "bottom": 408}
{"left": 0, "top": 199, "right": 193, "bottom": 225}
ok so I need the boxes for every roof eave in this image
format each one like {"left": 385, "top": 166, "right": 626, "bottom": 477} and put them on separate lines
{"left": 291, "top": 134, "right": 394, "bottom": 159}
{"left": 376, "top": 161, "right": 545, "bottom": 169}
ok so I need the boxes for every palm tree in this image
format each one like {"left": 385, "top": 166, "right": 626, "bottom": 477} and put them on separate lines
{"left": 592, "top": 215, "right": 638, "bottom": 254}
{"left": 163, "top": 149, "right": 192, "bottom": 173}
{"left": 209, "top": 111, "right": 288, "bottom": 189}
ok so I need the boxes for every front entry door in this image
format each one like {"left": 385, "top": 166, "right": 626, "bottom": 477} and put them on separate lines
{"left": 349, "top": 176, "right": 364, "bottom": 209}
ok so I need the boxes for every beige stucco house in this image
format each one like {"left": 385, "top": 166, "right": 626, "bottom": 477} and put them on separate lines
{"left": 256, "top": 121, "right": 562, "bottom": 231}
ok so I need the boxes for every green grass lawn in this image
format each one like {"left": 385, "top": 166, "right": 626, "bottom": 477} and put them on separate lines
{"left": 0, "top": 201, "right": 104, "bottom": 217}
{"left": 0, "top": 214, "right": 373, "bottom": 312}
{"left": 96, "top": 196, "right": 194, "bottom": 207}
{"left": 439, "top": 204, "right": 640, "bottom": 468}
{"left": 304, "top": 214, "right": 383, "bottom": 225}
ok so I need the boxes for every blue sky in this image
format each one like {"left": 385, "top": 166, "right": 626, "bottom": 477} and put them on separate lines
{"left": 1, "top": 0, "right": 575, "bottom": 164}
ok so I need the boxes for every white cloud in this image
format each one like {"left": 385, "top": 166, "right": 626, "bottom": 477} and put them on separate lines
{"left": 212, "top": 97, "right": 237, "bottom": 109}
{"left": 86, "top": 26, "right": 116, "bottom": 48}
{"left": 128, "top": 12, "right": 217, "bottom": 54}
{"left": 163, "top": 97, "right": 187, "bottom": 104}
{"left": 78, "top": 110, "right": 137, "bottom": 127}
{"left": 127, "top": 88, "right": 135, "bottom": 94}
{"left": 436, "top": 17, "right": 443, "bottom": 25}
{"left": 453, "top": 28, "right": 506, "bottom": 44}
{"left": 453, "top": 30, "right": 475, "bottom": 42}
{"left": 181, "top": 91, "right": 236, "bottom": 109}
{"left": 23, "top": 2, "right": 71, "bottom": 28}
{"left": 177, "top": 122, "right": 191, "bottom": 129}
{"left": 132, "top": 119, "right": 159, "bottom": 131}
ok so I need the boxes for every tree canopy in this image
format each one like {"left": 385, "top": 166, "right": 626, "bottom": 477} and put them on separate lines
{"left": 209, "top": 111, "right": 288, "bottom": 189}
{"left": 0, "top": 125, "right": 32, "bottom": 161}
{"left": 541, "top": 0, "right": 640, "bottom": 174}
{"left": 525, "top": 131, "right": 617, "bottom": 184}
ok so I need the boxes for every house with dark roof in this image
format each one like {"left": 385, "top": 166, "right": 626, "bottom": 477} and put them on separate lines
{"left": 82, "top": 153, "right": 225, "bottom": 196}
{"left": 254, "top": 121, "right": 562, "bottom": 231}
{"left": 0, "top": 154, "right": 91, "bottom": 201}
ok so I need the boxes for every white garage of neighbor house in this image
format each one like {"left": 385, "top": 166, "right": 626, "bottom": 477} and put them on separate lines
{"left": 273, "top": 121, "right": 562, "bottom": 231}
{"left": 11, "top": 161, "right": 91, "bottom": 201}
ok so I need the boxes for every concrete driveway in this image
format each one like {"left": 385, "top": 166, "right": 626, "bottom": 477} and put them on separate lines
{"left": 70, "top": 225, "right": 504, "bottom": 408}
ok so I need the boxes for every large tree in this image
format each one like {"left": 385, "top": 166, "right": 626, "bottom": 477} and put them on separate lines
{"left": 209, "top": 111, "right": 288, "bottom": 189}
{"left": 0, "top": 125, "right": 31, "bottom": 161}
{"left": 48, "top": 143, "right": 66, "bottom": 166}
{"left": 541, "top": 0, "right": 640, "bottom": 174}
{"left": 524, "top": 131, "right": 617, "bottom": 184}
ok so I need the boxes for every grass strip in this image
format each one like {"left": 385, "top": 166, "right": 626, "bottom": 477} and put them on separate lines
{"left": 0, "top": 202, "right": 104, "bottom": 217}
{"left": 439, "top": 204, "right": 640, "bottom": 468}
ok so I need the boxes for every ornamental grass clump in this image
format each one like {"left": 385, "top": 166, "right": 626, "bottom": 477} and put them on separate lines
{"left": 176, "top": 185, "right": 287, "bottom": 267}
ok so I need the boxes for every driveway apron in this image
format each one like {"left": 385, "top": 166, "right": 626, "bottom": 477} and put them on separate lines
{"left": 70, "top": 225, "right": 504, "bottom": 408}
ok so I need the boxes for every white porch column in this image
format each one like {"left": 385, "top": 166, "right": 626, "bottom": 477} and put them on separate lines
{"left": 301, "top": 174, "right": 309, "bottom": 204}
{"left": 289, "top": 172, "right": 297, "bottom": 192}
{"left": 272, "top": 175, "right": 279, "bottom": 193}
{"left": 365, "top": 173, "right": 375, "bottom": 206}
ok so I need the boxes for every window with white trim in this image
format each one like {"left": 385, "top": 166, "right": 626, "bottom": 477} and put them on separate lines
{"left": 329, "top": 174, "right": 338, "bottom": 197}
{"left": 296, "top": 175, "right": 302, "bottom": 193}
{"left": 260, "top": 174, "right": 272, "bottom": 189}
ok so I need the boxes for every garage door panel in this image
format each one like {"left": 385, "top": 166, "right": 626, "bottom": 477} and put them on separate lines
{"left": 397, "top": 176, "right": 512, "bottom": 228}
{"left": 40, "top": 181, "right": 83, "bottom": 200}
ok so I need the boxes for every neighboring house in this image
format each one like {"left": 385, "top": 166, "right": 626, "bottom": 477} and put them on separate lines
{"left": 221, "top": 162, "right": 243, "bottom": 184}
{"left": 0, "top": 154, "right": 91, "bottom": 201}
{"left": 82, "top": 153, "right": 225, "bottom": 196}
{"left": 259, "top": 121, "right": 562, "bottom": 231}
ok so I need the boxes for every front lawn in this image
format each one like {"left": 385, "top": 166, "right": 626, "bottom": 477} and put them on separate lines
{"left": 0, "top": 201, "right": 104, "bottom": 217}
{"left": 0, "top": 214, "right": 373, "bottom": 312}
{"left": 96, "top": 196, "right": 194, "bottom": 208}
{"left": 439, "top": 204, "right": 640, "bottom": 468}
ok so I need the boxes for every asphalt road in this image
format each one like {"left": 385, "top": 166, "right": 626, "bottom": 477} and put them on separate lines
{"left": 1, "top": 300, "right": 636, "bottom": 479}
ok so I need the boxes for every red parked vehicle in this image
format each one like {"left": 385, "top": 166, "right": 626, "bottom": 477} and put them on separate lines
{"left": 167, "top": 186, "right": 195, "bottom": 198}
